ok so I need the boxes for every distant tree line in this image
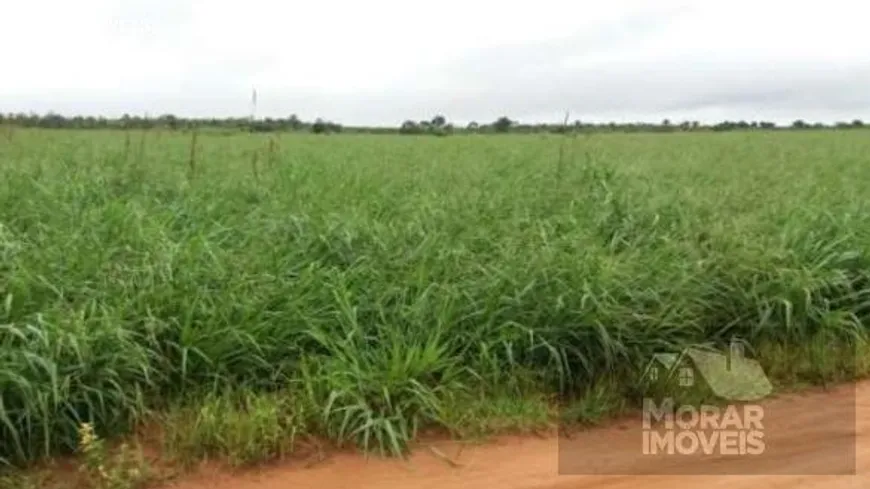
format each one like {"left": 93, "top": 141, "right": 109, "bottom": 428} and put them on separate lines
{"left": 0, "top": 112, "right": 865, "bottom": 134}
{"left": 0, "top": 112, "right": 345, "bottom": 134}
{"left": 398, "top": 115, "right": 455, "bottom": 136}
{"left": 453, "top": 116, "right": 866, "bottom": 134}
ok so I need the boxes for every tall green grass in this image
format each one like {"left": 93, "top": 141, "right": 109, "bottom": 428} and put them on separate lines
{"left": 1, "top": 129, "right": 869, "bottom": 464}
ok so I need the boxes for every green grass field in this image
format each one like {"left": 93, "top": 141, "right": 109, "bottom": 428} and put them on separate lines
{"left": 1, "top": 129, "right": 870, "bottom": 468}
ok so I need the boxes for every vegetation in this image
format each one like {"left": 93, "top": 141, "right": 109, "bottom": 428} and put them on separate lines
{"left": 76, "top": 423, "right": 152, "bottom": 489}
{"left": 1, "top": 112, "right": 865, "bottom": 134}
{"left": 1, "top": 128, "right": 869, "bottom": 474}
{"left": 399, "top": 115, "right": 454, "bottom": 136}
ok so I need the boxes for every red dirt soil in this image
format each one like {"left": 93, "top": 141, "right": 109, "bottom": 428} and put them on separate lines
{"left": 162, "top": 381, "right": 870, "bottom": 489}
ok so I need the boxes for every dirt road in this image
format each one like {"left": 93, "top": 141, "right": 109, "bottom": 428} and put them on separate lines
{"left": 165, "top": 381, "right": 870, "bottom": 489}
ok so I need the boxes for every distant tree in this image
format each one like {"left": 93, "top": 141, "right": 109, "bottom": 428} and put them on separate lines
{"left": 467, "top": 121, "right": 479, "bottom": 131}
{"left": 493, "top": 116, "right": 513, "bottom": 133}
{"left": 288, "top": 114, "right": 302, "bottom": 130}
{"left": 399, "top": 120, "right": 421, "bottom": 135}
{"left": 312, "top": 118, "right": 328, "bottom": 134}
{"left": 249, "top": 121, "right": 275, "bottom": 132}
{"left": 431, "top": 115, "right": 446, "bottom": 127}
{"left": 791, "top": 119, "right": 809, "bottom": 129}
{"left": 852, "top": 119, "right": 864, "bottom": 128}
{"left": 39, "top": 112, "right": 65, "bottom": 129}
{"left": 158, "top": 114, "right": 178, "bottom": 130}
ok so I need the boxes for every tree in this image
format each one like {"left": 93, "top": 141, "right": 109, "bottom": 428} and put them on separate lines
{"left": 41, "top": 112, "right": 65, "bottom": 129}
{"left": 312, "top": 118, "right": 328, "bottom": 134}
{"left": 158, "top": 114, "right": 178, "bottom": 130}
{"left": 288, "top": 114, "right": 302, "bottom": 130}
{"left": 431, "top": 115, "right": 446, "bottom": 127}
{"left": 791, "top": 119, "right": 809, "bottom": 129}
{"left": 467, "top": 121, "right": 479, "bottom": 132}
{"left": 431, "top": 123, "right": 454, "bottom": 137}
{"left": 399, "top": 120, "right": 421, "bottom": 135}
{"left": 493, "top": 116, "right": 513, "bottom": 133}
{"left": 852, "top": 119, "right": 864, "bottom": 128}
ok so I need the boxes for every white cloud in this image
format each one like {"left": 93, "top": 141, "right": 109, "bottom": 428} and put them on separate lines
{"left": 2, "top": 0, "right": 869, "bottom": 124}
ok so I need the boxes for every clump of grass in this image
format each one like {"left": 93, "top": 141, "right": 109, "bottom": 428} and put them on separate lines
{"left": 162, "top": 391, "right": 307, "bottom": 468}
{"left": 0, "top": 319, "right": 155, "bottom": 465}
{"left": 0, "top": 471, "right": 54, "bottom": 489}
{"left": 77, "top": 423, "right": 151, "bottom": 489}
{"left": 560, "top": 378, "right": 628, "bottom": 427}
{"left": 294, "top": 316, "right": 471, "bottom": 456}
{"left": 440, "top": 392, "right": 555, "bottom": 439}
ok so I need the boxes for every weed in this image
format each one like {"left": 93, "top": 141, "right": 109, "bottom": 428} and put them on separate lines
{"left": 163, "top": 391, "right": 307, "bottom": 468}
{"left": 77, "top": 423, "right": 150, "bottom": 489}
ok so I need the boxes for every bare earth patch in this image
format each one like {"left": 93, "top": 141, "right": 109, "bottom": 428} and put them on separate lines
{"left": 155, "top": 381, "right": 870, "bottom": 489}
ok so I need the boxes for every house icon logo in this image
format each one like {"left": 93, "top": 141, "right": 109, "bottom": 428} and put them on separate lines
{"left": 641, "top": 339, "right": 773, "bottom": 402}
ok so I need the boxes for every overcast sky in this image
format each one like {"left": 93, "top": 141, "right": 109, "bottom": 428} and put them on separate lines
{"left": 3, "top": 0, "right": 869, "bottom": 125}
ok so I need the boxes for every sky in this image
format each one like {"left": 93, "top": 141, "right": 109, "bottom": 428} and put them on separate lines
{"left": 2, "top": 0, "right": 869, "bottom": 126}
